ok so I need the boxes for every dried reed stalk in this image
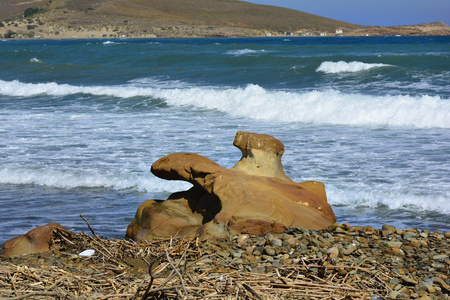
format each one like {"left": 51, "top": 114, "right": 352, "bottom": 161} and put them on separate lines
{"left": 0, "top": 226, "right": 393, "bottom": 299}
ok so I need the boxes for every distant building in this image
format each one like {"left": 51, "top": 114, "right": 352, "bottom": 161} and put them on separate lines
{"left": 285, "top": 32, "right": 293, "bottom": 36}
{"left": 336, "top": 28, "right": 343, "bottom": 34}
{"left": 319, "top": 32, "right": 327, "bottom": 36}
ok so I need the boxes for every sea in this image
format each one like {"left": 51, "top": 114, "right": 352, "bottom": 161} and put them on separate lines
{"left": 1, "top": 36, "right": 449, "bottom": 245}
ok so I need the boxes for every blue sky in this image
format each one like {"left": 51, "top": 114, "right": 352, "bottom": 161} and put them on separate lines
{"left": 245, "top": 0, "right": 450, "bottom": 27}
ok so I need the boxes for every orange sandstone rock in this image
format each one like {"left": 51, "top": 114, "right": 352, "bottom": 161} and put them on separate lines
{"left": 1, "top": 223, "right": 73, "bottom": 257}
{"left": 126, "top": 131, "right": 336, "bottom": 240}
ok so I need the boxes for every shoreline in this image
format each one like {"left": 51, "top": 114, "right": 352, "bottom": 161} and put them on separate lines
{"left": 1, "top": 22, "right": 450, "bottom": 41}
{"left": 1, "top": 223, "right": 449, "bottom": 299}
{"left": 2, "top": 33, "right": 450, "bottom": 43}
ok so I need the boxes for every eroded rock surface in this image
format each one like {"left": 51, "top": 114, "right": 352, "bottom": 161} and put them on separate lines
{"left": 1, "top": 223, "right": 73, "bottom": 257}
{"left": 126, "top": 131, "right": 336, "bottom": 240}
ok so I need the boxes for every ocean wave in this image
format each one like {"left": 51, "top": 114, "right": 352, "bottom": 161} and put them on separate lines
{"left": 0, "top": 167, "right": 191, "bottom": 192}
{"left": 224, "top": 49, "right": 267, "bottom": 56}
{"left": 316, "top": 61, "right": 392, "bottom": 73}
{"left": 327, "top": 185, "right": 450, "bottom": 215}
{"left": 1, "top": 79, "right": 449, "bottom": 128}
{"left": 30, "top": 57, "right": 41, "bottom": 63}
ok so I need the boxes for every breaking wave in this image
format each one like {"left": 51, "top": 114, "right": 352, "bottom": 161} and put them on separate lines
{"left": 317, "top": 61, "right": 392, "bottom": 73}
{"left": 0, "top": 166, "right": 191, "bottom": 192}
{"left": 1, "top": 79, "right": 449, "bottom": 128}
{"left": 225, "top": 49, "right": 267, "bottom": 56}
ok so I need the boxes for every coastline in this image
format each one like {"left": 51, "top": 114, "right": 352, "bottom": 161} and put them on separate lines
{"left": 1, "top": 21, "right": 450, "bottom": 40}
{"left": 1, "top": 223, "right": 449, "bottom": 299}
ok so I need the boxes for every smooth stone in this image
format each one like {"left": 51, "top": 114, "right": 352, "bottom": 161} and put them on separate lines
{"left": 343, "top": 244, "right": 357, "bottom": 255}
{"left": 382, "top": 225, "right": 397, "bottom": 231}
{"left": 432, "top": 254, "right": 449, "bottom": 261}
{"left": 237, "top": 234, "right": 249, "bottom": 245}
{"left": 327, "top": 246, "right": 339, "bottom": 258}
{"left": 433, "top": 277, "right": 450, "bottom": 290}
{"left": 270, "top": 238, "right": 283, "bottom": 247}
{"left": 403, "top": 232, "right": 418, "bottom": 241}
{"left": 386, "top": 241, "right": 403, "bottom": 248}
{"left": 264, "top": 246, "right": 276, "bottom": 256}
{"left": 401, "top": 276, "right": 418, "bottom": 286}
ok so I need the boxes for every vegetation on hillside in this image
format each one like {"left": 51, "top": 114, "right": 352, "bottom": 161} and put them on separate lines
{"left": 0, "top": 0, "right": 361, "bottom": 34}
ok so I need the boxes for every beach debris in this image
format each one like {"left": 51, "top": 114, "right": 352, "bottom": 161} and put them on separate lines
{"left": 78, "top": 249, "right": 95, "bottom": 257}
{"left": 1, "top": 224, "right": 449, "bottom": 299}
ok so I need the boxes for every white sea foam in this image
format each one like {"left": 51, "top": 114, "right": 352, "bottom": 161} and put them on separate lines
{"left": 30, "top": 57, "right": 41, "bottom": 63}
{"left": 0, "top": 80, "right": 449, "bottom": 128}
{"left": 225, "top": 49, "right": 266, "bottom": 56}
{"left": 317, "top": 61, "right": 392, "bottom": 73}
{"left": 327, "top": 185, "right": 450, "bottom": 214}
{"left": 0, "top": 167, "right": 191, "bottom": 192}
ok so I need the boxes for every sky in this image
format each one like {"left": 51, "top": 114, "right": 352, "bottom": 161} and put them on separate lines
{"left": 245, "top": 0, "right": 450, "bottom": 27}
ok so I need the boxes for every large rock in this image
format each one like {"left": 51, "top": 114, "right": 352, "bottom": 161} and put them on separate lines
{"left": 126, "top": 131, "right": 336, "bottom": 240}
{"left": 1, "top": 223, "right": 73, "bottom": 257}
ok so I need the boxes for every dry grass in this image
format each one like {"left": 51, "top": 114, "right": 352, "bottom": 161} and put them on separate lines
{"left": 0, "top": 0, "right": 362, "bottom": 33}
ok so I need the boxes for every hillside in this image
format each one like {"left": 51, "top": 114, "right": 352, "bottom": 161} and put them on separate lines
{"left": 0, "top": 0, "right": 362, "bottom": 38}
{"left": 1, "top": 0, "right": 449, "bottom": 39}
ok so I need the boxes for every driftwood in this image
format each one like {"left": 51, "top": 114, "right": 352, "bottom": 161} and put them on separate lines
{"left": 0, "top": 224, "right": 397, "bottom": 299}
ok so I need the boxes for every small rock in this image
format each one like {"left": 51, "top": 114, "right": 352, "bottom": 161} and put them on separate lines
{"left": 264, "top": 246, "right": 276, "bottom": 256}
{"left": 403, "top": 232, "right": 418, "bottom": 241}
{"left": 252, "top": 247, "right": 264, "bottom": 256}
{"left": 444, "top": 231, "right": 450, "bottom": 239}
{"left": 364, "top": 226, "right": 377, "bottom": 235}
{"left": 217, "top": 250, "right": 230, "bottom": 258}
{"left": 270, "top": 238, "right": 282, "bottom": 247}
{"left": 335, "top": 227, "right": 346, "bottom": 233}
{"left": 343, "top": 244, "right": 357, "bottom": 255}
{"left": 327, "top": 246, "right": 339, "bottom": 258}
{"left": 382, "top": 224, "right": 396, "bottom": 231}
{"left": 237, "top": 234, "right": 249, "bottom": 245}
{"left": 432, "top": 254, "right": 449, "bottom": 261}
{"left": 382, "top": 229, "right": 396, "bottom": 237}
{"left": 386, "top": 241, "right": 403, "bottom": 248}
{"left": 419, "top": 232, "right": 429, "bottom": 239}
{"left": 427, "top": 285, "right": 436, "bottom": 294}
{"left": 433, "top": 277, "right": 450, "bottom": 290}
{"left": 388, "top": 290, "right": 399, "bottom": 298}
{"left": 401, "top": 276, "right": 418, "bottom": 286}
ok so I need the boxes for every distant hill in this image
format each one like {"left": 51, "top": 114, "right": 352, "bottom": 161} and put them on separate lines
{"left": 0, "top": 0, "right": 361, "bottom": 34}
{"left": 1, "top": 0, "right": 448, "bottom": 39}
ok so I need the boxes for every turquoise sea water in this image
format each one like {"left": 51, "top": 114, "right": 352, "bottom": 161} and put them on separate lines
{"left": 0, "top": 36, "right": 449, "bottom": 244}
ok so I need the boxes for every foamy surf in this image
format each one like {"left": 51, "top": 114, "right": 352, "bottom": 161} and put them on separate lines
{"left": 1, "top": 80, "right": 449, "bottom": 128}
{"left": 316, "top": 61, "right": 392, "bottom": 73}
{"left": 327, "top": 185, "right": 450, "bottom": 215}
{"left": 225, "top": 49, "right": 267, "bottom": 56}
{"left": 0, "top": 167, "right": 191, "bottom": 192}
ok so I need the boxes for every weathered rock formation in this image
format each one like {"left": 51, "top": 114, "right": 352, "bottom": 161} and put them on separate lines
{"left": 126, "top": 131, "right": 336, "bottom": 241}
{"left": 1, "top": 223, "right": 73, "bottom": 257}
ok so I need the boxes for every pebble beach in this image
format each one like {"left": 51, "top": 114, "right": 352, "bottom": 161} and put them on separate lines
{"left": 1, "top": 223, "right": 449, "bottom": 299}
